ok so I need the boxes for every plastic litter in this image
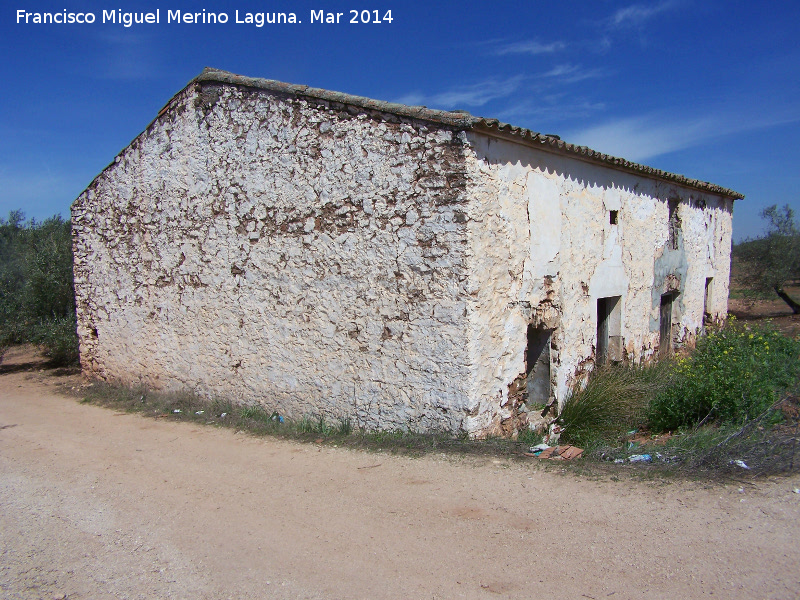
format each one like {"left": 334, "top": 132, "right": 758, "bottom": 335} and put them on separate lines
{"left": 628, "top": 454, "right": 652, "bottom": 463}
{"left": 270, "top": 411, "right": 284, "bottom": 423}
{"left": 220, "top": 412, "right": 228, "bottom": 418}
{"left": 172, "top": 409, "right": 181, "bottom": 414}
{"left": 731, "top": 459, "right": 750, "bottom": 469}
{"left": 793, "top": 488, "right": 799, "bottom": 494}
{"left": 529, "top": 443, "right": 551, "bottom": 455}
{"left": 195, "top": 410, "right": 204, "bottom": 415}
{"left": 614, "top": 458, "right": 625, "bottom": 464}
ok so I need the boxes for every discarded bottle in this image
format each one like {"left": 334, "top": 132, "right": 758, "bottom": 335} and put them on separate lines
{"left": 628, "top": 454, "right": 652, "bottom": 463}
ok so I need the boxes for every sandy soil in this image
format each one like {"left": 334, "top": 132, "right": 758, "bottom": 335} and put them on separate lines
{"left": 727, "top": 285, "right": 800, "bottom": 338}
{"left": 1, "top": 346, "right": 800, "bottom": 600}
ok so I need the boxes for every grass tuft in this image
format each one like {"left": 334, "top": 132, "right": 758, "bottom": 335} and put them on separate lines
{"left": 558, "top": 362, "right": 670, "bottom": 448}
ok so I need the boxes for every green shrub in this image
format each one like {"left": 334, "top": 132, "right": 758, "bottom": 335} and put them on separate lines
{"left": 30, "top": 315, "right": 79, "bottom": 366}
{"left": 0, "top": 211, "right": 78, "bottom": 364}
{"left": 648, "top": 319, "right": 800, "bottom": 431}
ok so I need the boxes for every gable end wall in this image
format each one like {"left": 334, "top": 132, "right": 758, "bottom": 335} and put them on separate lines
{"left": 72, "top": 82, "right": 476, "bottom": 432}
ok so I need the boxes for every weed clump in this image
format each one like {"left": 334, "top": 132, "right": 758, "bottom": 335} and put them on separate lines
{"left": 557, "top": 362, "right": 669, "bottom": 447}
{"left": 648, "top": 319, "right": 800, "bottom": 431}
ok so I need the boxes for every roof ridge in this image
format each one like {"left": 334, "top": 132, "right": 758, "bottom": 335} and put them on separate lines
{"left": 190, "top": 67, "right": 742, "bottom": 200}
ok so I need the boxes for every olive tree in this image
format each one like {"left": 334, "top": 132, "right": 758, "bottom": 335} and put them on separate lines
{"left": 734, "top": 205, "right": 800, "bottom": 313}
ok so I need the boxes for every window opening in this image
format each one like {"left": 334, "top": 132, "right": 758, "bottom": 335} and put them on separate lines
{"left": 668, "top": 200, "right": 681, "bottom": 250}
{"left": 609, "top": 210, "right": 618, "bottom": 225}
{"left": 703, "top": 278, "right": 713, "bottom": 325}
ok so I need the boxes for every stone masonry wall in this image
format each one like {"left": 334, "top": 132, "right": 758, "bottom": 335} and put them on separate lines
{"left": 72, "top": 81, "right": 474, "bottom": 432}
{"left": 462, "top": 134, "right": 733, "bottom": 436}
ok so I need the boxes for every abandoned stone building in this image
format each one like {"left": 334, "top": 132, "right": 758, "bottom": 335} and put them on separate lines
{"left": 72, "top": 67, "right": 742, "bottom": 437}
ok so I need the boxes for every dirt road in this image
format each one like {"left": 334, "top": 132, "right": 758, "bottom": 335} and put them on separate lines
{"left": 1, "top": 347, "right": 799, "bottom": 600}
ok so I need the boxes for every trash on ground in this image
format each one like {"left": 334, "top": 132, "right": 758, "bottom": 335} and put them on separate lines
{"left": 524, "top": 444, "right": 583, "bottom": 460}
{"left": 558, "top": 445, "right": 584, "bottom": 460}
{"left": 529, "top": 443, "right": 551, "bottom": 455}
{"left": 220, "top": 412, "right": 228, "bottom": 417}
{"left": 270, "top": 411, "right": 284, "bottom": 423}
{"left": 731, "top": 459, "right": 750, "bottom": 469}
{"left": 172, "top": 409, "right": 181, "bottom": 413}
{"left": 195, "top": 410, "right": 204, "bottom": 415}
{"left": 628, "top": 454, "right": 652, "bottom": 463}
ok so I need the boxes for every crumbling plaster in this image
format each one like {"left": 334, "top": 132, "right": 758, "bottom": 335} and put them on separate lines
{"left": 72, "top": 77, "right": 735, "bottom": 438}
{"left": 462, "top": 134, "right": 732, "bottom": 436}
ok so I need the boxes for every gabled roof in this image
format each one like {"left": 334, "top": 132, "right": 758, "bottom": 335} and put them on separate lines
{"left": 177, "top": 68, "right": 743, "bottom": 200}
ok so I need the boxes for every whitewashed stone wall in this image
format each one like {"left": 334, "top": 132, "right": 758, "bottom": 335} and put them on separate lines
{"left": 461, "top": 134, "right": 733, "bottom": 435}
{"left": 73, "top": 82, "right": 475, "bottom": 432}
{"left": 73, "top": 79, "right": 734, "bottom": 437}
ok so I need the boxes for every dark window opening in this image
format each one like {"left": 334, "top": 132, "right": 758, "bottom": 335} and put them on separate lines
{"left": 668, "top": 200, "right": 681, "bottom": 250}
{"left": 525, "top": 325, "right": 552, "bottom": 405}
{"left": 703, "top": 277, "right": 713, "bottom": 325}
{"left": 597, "top": 296, "right": 622, "bottom": 364}
{"left": 609, "top": 210, "right": 618, "bottom": 225}
{"left": 660, "top": 293, "right": 675, "bottom": 356}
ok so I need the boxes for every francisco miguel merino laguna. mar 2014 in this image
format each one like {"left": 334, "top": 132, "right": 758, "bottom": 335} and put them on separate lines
{"left": 15, "top": 8, "right": 395, "bottom": 26}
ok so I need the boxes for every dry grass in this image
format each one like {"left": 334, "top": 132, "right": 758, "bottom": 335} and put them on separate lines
{"left": 557, "top": 362, "right": 671, "bottom": 448}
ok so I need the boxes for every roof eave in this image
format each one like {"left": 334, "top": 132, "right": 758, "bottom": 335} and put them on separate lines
{"left": 471, "top": 121, "right": 744, "bottom": 200}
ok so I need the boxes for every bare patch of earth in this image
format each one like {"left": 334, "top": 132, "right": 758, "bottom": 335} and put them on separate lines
{"left": 727, "top": 285, "right": 800, "bottom": 338}
{"left": 1, "top": 346, "right": 800, "bottom": 599}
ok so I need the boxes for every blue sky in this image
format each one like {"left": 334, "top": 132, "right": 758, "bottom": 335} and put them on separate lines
{"left": 1, "top": 0, "right": 798, "bottom": 240}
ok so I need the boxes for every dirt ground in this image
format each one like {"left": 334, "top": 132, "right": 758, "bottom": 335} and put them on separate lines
{"left": 727, "top": 285, "right": 800, "bottom": 338}
{"left": 1, "top": 346, "right": 800, "bottom": 599}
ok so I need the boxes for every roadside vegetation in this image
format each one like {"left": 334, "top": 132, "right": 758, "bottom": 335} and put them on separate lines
{"left": 77, "top": 381, "right": 541, "bottom": 459}
{"left": 77, "top": 315, "right": 800, "bottom": 475}
{"left": 557, "top": 318, "right": 800, "bottom": 476}
{"left": 0, "top": 210, "right": 78, "bottom": 366}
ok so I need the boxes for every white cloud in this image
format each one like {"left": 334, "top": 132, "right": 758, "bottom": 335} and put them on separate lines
{"left": 395, "top": 75, "right": 525, "bottom": 109}
{"left": 611, "top": 1, "right": 677, "bottom": 27}
{"left": 494, "top": 40, "right": 566, "bottom": 56}
{"left": 563, "top": 110, "right": 800, "bottom": 162}
{"left": 497, "top": 98, "right": 607, "bottom": 125}
{"left": 542, "top": 64, "right": 607, "bottom": 83}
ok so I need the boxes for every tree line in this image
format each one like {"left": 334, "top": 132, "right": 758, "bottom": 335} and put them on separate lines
{"left": 0, "top": 210, "right": 78, "bottom": 365}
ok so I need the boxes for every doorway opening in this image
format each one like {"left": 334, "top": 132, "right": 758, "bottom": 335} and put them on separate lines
{"left": 597, "top": 296, "right": 622, "bottom": 364}
{"left": 660, "top": 293, "right": 676, "bottom": 356}
{"left": 525, "top": 325, "right": 552, "bottom": 406}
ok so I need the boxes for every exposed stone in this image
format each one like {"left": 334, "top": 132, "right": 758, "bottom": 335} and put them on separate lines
{"left": 72, "top": 70, "right": 739, "bottom": 438}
